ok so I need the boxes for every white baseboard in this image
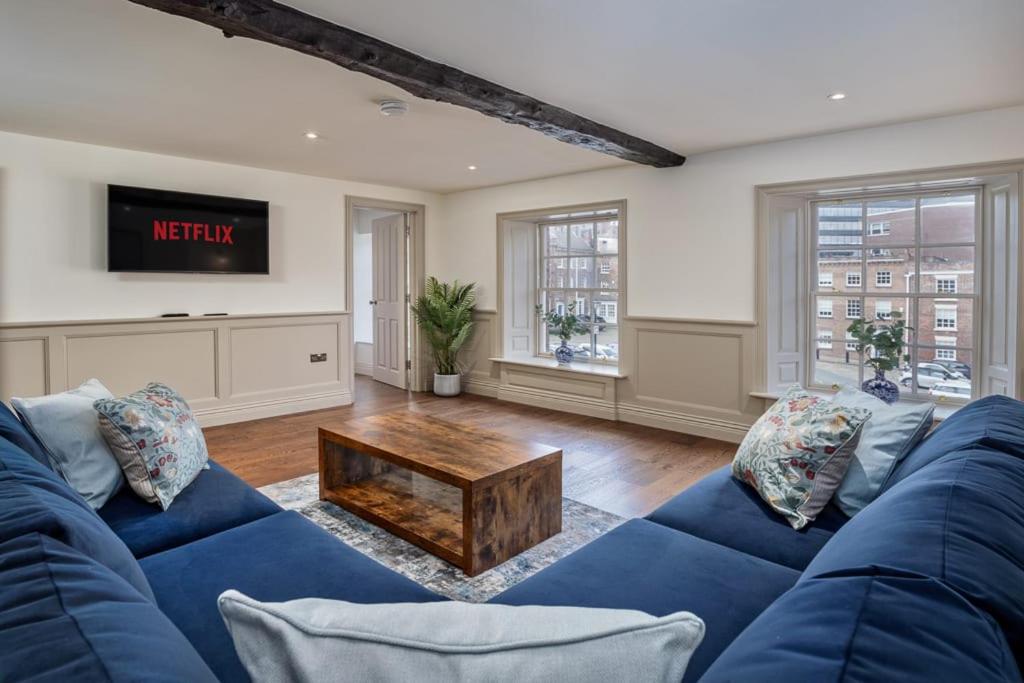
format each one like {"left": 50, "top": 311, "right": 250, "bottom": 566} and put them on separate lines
{"left": 354, "top": 362, "right": 374, "bottom": 377}
{"left": 463, "top": 375, "right": 499, "bottom": 398}
{"left": 195, "top": 390, "right": 353, "bottom": 427}
{"left": 617, "top": 402, "right": 750, "bottom": 443}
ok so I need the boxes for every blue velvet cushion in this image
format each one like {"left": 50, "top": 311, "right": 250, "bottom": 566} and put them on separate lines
{"left": 490, "top": 518, "right": 799, "bottom": 683}
{"left": 0, "top": 439, "right": 155, "bottom": 602}
{"left": 0, "top": 400, "right": 51, "bottom": 468}
{"left": 0, "top": 532, "right": 217, "bottom": 682}
{"left": 804, "top": 447, "right": 1024, "bottom": 666}
{"left": 99, "top": 460, "right": 281, "bottom": 557}
{"left": 701, "top": 571, "right": 1022, "bottom": 683}
{"left": 881, "top": 394, "right": 1024, "bottom": 493}
{"left": 645, "top": 466, "right": 848, "bottom": 570}
{"left": 140, "top": 510, "right": 446, "bottom": 682}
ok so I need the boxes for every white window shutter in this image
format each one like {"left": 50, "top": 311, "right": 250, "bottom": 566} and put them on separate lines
{"left": 981, "top": 180, "right": 1019, "bottom": 397}
{"left": 765, "top": 195, "right": 807, "bottom": 393}
{"left": 502, "top": 220, "right": 537, "bottom": 357}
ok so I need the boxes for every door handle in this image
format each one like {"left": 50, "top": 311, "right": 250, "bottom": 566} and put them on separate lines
{"left": 369, "top": 300, "right": 378, "bottom": 305}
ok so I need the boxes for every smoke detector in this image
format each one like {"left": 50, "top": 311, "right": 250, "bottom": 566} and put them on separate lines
{"left": 378, "top": 99, "right": 409, "bottom": 117}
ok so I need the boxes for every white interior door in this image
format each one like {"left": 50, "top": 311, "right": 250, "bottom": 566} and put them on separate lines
{"left": 371, "top": 213, "right": 407, "bottom": 389}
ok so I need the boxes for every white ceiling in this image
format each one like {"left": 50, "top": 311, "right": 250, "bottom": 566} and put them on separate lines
{"left": 1, "top": 0, "right": 1022, "bottom": 193}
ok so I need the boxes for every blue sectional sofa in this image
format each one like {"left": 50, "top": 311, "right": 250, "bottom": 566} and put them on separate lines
{"left": 2, "top": 395, "right": 1023, "bottom": 682}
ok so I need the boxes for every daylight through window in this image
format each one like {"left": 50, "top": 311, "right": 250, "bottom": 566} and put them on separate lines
{"left": 538, "top": 209, "right": 620, "bottom": 363}
{"left": 812, "top": 191, "right": 978, "bottom": 401}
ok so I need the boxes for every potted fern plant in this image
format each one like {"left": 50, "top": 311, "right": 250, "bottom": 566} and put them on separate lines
{"left": 412, "top": 277, "right": 476, "bottom": 396}
{"left": 846, "top": 311, "right": 912, "bottom": 404}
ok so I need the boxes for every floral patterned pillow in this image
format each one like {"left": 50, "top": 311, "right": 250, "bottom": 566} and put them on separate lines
{"left": 93, "top": 383, "right": 209, "bottom": 510}
{"left": 733, "top": 386, "right": 871, "bottom": 530}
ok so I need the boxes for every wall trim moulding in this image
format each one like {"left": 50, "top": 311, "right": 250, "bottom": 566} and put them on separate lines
{"left": 458, "top": 308, "right": 767, "bottom": 443}
{"left": 0, "top": 312, "right": 352, "bottom": 427}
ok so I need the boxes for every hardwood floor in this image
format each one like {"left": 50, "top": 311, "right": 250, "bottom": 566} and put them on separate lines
{"left": 205, "top": 375, "right": 736, "bottom": 518}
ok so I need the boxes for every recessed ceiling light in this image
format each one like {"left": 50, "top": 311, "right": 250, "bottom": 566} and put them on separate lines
{"left": 304, "top": 131, "right": 320, "bottom": 140}
{"left": 467, "top": 165, "right": 478, "bottom": 171}
{"left": 826, "top": 92, "right": 847, "bottom": 101}
{"left": 378, "top": 99, "right": 409, "bottom": 117}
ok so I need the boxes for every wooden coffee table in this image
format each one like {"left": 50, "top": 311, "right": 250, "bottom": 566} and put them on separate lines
{"left": 318, "top": 410, "right": 562, "bottom": 576}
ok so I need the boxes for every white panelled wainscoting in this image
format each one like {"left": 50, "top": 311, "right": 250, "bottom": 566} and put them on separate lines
{"left": 461, "top": 310, "right": 767, "bottom": 443}
{"left": 0, "top": 312, "right": 352, "bottom": 426}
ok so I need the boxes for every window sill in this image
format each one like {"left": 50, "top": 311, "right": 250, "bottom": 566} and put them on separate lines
{"left": 489, "top": 356, "right": 627, "bottom": 379}
{"left": 749, "top": 389, "right": 963, "bottom": 421}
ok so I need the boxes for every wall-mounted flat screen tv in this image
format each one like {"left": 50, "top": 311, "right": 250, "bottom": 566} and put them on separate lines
{"left": 108, "top": 185, "right": 270, "bottom": 274}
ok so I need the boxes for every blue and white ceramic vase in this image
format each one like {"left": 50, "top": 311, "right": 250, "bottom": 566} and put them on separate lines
{"left": 862, "top": 368, "right": 899, "bottom": 404}
{"left": 554, "top": 341, "right": 574, "bottom": 366}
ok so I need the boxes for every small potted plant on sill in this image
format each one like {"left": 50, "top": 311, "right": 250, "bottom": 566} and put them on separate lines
{"left": 536, "top": 302, "right": 589, "bottom": 366}
{"left": 846, "top": 311, "right": 912, "bottom": 404}
{"left": 412, "top": 277, "right": 476, "bottom": 397}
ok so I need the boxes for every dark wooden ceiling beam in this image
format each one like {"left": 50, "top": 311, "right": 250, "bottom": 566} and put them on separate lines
{"left": 126, "top": 0, "right": 686, "bottom": 168}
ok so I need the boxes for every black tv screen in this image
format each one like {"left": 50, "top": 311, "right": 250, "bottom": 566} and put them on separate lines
{"left": 108, "top": 185, "right": 269, "bottom": 274}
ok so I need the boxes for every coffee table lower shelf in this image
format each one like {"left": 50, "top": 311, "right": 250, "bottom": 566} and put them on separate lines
{"left": 321, "top": 469, "right": 465, "bottom": 567}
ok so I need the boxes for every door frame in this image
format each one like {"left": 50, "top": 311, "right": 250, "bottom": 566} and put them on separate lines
{"left": 345, "top": 195, "right": 428, "bottom": 392}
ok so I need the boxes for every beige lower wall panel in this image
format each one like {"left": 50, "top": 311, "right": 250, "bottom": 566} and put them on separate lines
{"left": 66, "top": 330, "right": 217, "bottom": 401}
{"left": 503, "top": 366, "right": 611, "bottom": 400}
{"left": 0, "top": 312, "right": 352, "bottom": 426}
{"left": 0, "top": 338, "right": 47, "bottom": 399}
{"left": 231, "top": 324, "right": 339, "bottom": 397}
{"left": 633, "top": 328, "right": 743, "bottom": 414}
{"left": 483, "top": 316, "right": 763, "bottom": 442}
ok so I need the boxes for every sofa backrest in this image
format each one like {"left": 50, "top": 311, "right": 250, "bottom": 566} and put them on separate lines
{"left": 0, "top": 435, "right": 154, "bottom": 601}
{"left": 0, "top": 532, "right": 216, "bottom": 682}
{"left": 0, "top": 400, "right": 51, "bottom": 469}
{"left": 881, "top": 394, "right": 1024, "bottom": 492}
{"left": 700, "top": 571, "right": 1021, "bottom": 682}
{"left": 803, "top": 446, "right": 1024, "bottom": 669}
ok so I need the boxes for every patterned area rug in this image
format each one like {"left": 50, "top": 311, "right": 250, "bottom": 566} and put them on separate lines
{"left": 259, "top": 474, "right": 625, "bottom": 602}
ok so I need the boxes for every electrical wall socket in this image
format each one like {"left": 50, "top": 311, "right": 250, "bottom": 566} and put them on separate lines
{"left": 310, "top": 353, "right": 327, "bottom": 363}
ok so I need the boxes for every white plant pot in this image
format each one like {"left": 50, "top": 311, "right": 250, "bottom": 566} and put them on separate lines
{"left": 433, "top": 373, "right": 462, "bottom": 397}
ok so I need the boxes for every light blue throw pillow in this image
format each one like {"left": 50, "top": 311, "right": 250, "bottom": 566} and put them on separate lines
{"left": 218, "top": 590, "right": 705, "bottom": 683}
{"left": 832, "top": 386, "right": 934, "bottom": 516}
{"left": 11, "top": 379, "right": 124, "bottom": 509}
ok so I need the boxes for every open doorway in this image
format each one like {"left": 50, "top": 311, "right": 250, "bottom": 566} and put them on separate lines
{"left": 347, "top": 196, "right": 427, "bottom": 397}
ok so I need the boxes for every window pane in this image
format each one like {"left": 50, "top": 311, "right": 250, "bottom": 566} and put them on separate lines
{"left": 593, "top": 326, "right": 619, "bottom": 361}
{"left": 905, "top": 348, "right": 973, "bottom": 399}
{"left": 543, "top": 290, "right": 567, "bottom": 316}
{"left": 565, "top": 326, "right": 594, "bottom": 357}
{"left": 568, "top": 223, "right": 595, "bottom": 255}
{"left": 918, "top": 298, "right": 972, "bottom": 347}
{"left": 817, "top": 203, "right": 863, "bottom": 246}
{"left": 867, "top": 248, "right": 914, "bottom": 293}
{"left": 545, "top": 225, "right": 568, "bottom": 257}
{"left": 815, "top": 296, "right": 834, "bottom": 320}
{"left": 543, "top": 258, "right": 567, "bottom": 288}
{"left": 920, "top": 246, "right": 974, "bottom": 294}
{"left": 596, "top": 256, "right": 617, "bottom": 289}
{"left": 567, "top": 257, "right": 595, "bottom": 288}
{"left": 817, "top": 250, "right": 861, "bottom": 293}
{"left": 921, "top": 194, "right": 975, "bottom": 243}
{"left": 593, "top": 291, "right": 618, "bottom": 325}
{"left": 812, "top": 334, "right": 861, "bottom": 390}
{"left": 865, "top": 198, "right": 915, "bottom": 246}
{"left": 596, "top": 220, "right": 618, "bottom": 254}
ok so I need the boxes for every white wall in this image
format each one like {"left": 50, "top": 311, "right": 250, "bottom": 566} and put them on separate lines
{"left": 437, "top": 105, "right": 1024, "bottom": 321}
{"left": 0, "top": 130, "right": 439, "bottom": 323}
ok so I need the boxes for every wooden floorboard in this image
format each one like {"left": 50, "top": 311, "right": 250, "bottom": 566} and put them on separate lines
{"left": 205, "top": 375, "right": 736, "bottom": 518}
